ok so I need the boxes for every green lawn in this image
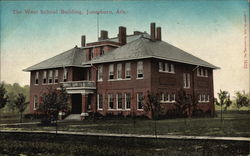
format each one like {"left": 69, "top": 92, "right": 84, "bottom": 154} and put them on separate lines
{"left": 1, "top": 111, "right": 249, "bottom": 137}
{"left": 0, "top": 132, "right": 249, "bottom": 156}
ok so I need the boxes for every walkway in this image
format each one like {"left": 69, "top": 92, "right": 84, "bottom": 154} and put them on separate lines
{"left": 0, "top": 129, "right": 249, "bottom": 142}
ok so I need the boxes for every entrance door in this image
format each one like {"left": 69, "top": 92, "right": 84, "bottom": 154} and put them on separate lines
{"left": 71, "top": 94, "right": 82, "bottom": 114}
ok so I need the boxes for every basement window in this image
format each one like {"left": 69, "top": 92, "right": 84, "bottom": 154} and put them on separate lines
{"left": 109, "top": 64, "right": 114, "bottom": 79}
{"left": 137, "top": 61, "right": 144, "bottom": 78}
{"left": 35, "top": 71, "right": 39, "bottom": 85}
{"left": 125, "top": 63, "right": 131, "bottom": 79}
{"left": 43, "top": 71, "right": 47, "bottom": 84}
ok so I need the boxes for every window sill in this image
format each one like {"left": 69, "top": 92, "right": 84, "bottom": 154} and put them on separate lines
{"left": 97, "top": 109, "right": 103, "bottom": 111}
{"left": 197, "top": 75, "right": 208, "bottom": 78}
{"left": 97, "top": 80, "right": 103, "bottom": 82}
{"left": 160, "top": 101, "right": 176, "bottom": 103}
{"left": 159, "top": 71, "right": 175, "bottom": 74}
{"left": 34, "top": 84, "right": 39, "bottom": 86}
{"left": 108, "top": 78, "right": 131, "bottom": 81}
{"left": 198, "top": 101, "right": 210, "bottom": 103}
{"left": 136, "top": 77, "right": 144, "bottom": 80}
{"left": 137, "top": 109, "right": 144, "bottom": 111}
{"left": 183, "top": 87, "right": 191, "bottom": 89}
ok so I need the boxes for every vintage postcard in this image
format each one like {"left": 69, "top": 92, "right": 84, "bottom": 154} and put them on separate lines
{"left": 0, "top": 0, "right": 249, "bottom": 155}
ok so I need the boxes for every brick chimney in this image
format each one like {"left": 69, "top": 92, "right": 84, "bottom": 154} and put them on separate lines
{"left": 81, "top": 35, "right": 86, "bottom": 47}
{"left": 100, "top": 30, "right": 108, "bottom": 40}
{"left": 150, "top": 23, "right": 156, "bottom": 41}
{"left": 118, "top": 26, "right": 127, "bottom": 45}
{"left": 156, "top": 27, "right": 161, "bottom": 41}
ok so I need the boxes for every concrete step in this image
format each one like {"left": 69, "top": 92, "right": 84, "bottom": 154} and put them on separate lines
{"left": 64, "top": 114, "right": 81, "bottom": 120}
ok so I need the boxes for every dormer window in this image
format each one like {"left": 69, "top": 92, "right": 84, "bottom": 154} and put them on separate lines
{"left": 109, "top": 64, "right": 114, "bottom": 79}
{"left": 43, "top": 71, "right": 47, "bottom": 84}
{"left": 137, "top": 61, "right": 143, "bottom": 78}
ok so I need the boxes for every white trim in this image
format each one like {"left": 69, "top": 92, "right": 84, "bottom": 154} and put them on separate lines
{"left": 97, "top": 94, "right": 103, "bottom": 110}
{"left": 116, "top": 93, "right": 123, "bottom": 110}
{"left": 125, "top": 93, "right": 131, "bottom": 110}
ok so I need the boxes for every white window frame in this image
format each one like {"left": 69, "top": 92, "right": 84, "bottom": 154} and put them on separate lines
{"left": 97, "top": 94, "right": 103, "bottom": 110}
{"left": 125, "top": 93, "right": 131, "bottom": 110}
{"left": 137, "top": 61, "right": 144, "bottom": 79}
{"left": 42, "top": 71, "right": 47, "bottom": 84}
{"left": 98, "top": 65, "right": 103, "bottom": 81}
{"left": 159, "top": 62, "right": 163, "bottom": 71}
{"left": 117, "top": 63, "right": 122, "bottom": 80}
{"left": 137, "top": 93, "right": 143, "bottom": 110}
{"left": 54, "top": 70, "right": 58, "bottom": 83}
{"left": 170, "top": 64, "right": 175, "bottom": 73}
{"left": 125, "top": 62, "right": 131, "bottom": 79}
{"left": 183, "top": 73, "right": 191, "bottom": 88}
{"left": 109, "top": 64, "right": 114, "bottom": 80}
{"left": 48, "top": 70, "right": 53, "bottom": 84}
{"left": 116, "top": 93, "right": 123, "bottom": 110}
{"left": 35, "top": 71, "right": 39, "bottom": 85}
{"left": 63, "top": 68, "right": 68, "bottom": 82}
{"left": 33, "top": 95, "right": 38, "bottom": 110}
{"left": 108, "top": 94, "right": 115, "bottom": 110}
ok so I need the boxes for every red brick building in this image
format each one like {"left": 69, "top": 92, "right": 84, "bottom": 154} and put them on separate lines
{"left": 24, "top": 23, "right": 218, "bottom": 119}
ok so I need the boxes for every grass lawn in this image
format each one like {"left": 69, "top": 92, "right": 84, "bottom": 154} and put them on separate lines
{"left": 1, "top": 111, "right": 249, "bottom": 137}
{"left": 0, "top": 132, "right": 249, "bottom": 156}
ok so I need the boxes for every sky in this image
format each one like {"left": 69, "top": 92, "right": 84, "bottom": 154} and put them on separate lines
{"left": 0, "top": 0, "right": 249, "bottom": 97}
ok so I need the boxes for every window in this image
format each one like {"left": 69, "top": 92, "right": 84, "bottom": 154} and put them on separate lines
{"left": 48, "top": 70, "right": 53, "bottom": 84}
{"left": 117, "top": 93, "right": 122, "bottom": 109}
{"left": 63, "top": 68, "right": 68, "bottom": 82}
{"left": 43, "top": 71, "right": 47, "bottom": 84}
{"left": 97, "top": 94, "right": 103, "bottom": 110}
{"left": 183, "top": 73, "right": 191, "bottom": 88}
{"left": 137, "top": 93, "right": 143, "bottom": 110}
{"left": 197, "top": 67, "right": 208, "bottom": 77}
{"left": 125, "top": 63, "right": 131, "bottom": 79}
{"left": 90, "top": 48, "right": 94, "bottom": 59}
{"left": 170, "top": 94, "right": 176, "bottom": 102}
{"left": 33, "top": 96, "right": 38, "bottom": 110}
{"left": 98, "top": 65, "right": 103, "bottom": 81}
{"left": 117, "top": 63, "right": 122, "bottom": 79}
{"left": 100, "top": 47, "right": 104, "bottom": 56}
{"left": 159, "top": 62, "right": 163, "bottom": 71}
{"left": 159, "top": 62, "right": 175, "bottom": 73}
{"left": 125, "top": 93, "right": 131, "bottom": 109}
{"left": 161, "top": 93, "right": 175, "bottom": 103}
{"left": 35, "top": 72, "right": 39, "bottom": 85}
{"left": 54, "top": 70, "right": 58, "bottom": 83}
{"left": 108, "top": 94, "right": 114, "bottom": 109}
{"left": 109, "top": 64, "right": 114, "bottom": 79}
{"left": 199, "top": 94, "right": 210, "bottom": 102}
{"left": 137, "top": 61, "right": 144, "bottom": 78}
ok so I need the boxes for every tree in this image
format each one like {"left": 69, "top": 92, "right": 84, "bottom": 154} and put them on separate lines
{"left": 235, "top": 91, "right": 250, "bottom": 110}
{"left": 38, "top": 86, "right": 69, "bottom": 126}
{"left": 6, "top": 92, "right": 17, "bottom": 112}
{"left": 144, "top": 91, "right": 161, "bottom": 120}
{"left": 215, "top": 90, "right": 232, "bottom": 122}
{"left": 14, "top": 93, "right": 29, "bottom": 123}
{"left": 144, "top": 91, "right": 161, "bottom": 138}
{"left": 0, "top": 83, "right": 8, "bottom": 111}
{"left": 175, "top": 89, "right": 192, "bottom": 117}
